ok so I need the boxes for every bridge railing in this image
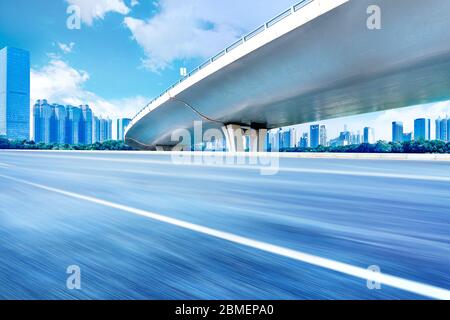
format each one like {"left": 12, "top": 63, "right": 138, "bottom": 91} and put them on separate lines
{"left": 130, "top": 0, "right": 314, "bottom": 123}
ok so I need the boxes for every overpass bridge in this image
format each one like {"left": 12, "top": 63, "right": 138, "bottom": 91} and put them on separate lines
{"left": 125, "top": 0, "right": 450, "bottom": 151}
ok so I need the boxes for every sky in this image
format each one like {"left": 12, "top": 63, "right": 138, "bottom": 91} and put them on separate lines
{"left": 0, "top": 0, "right": 449, "bottom": 141}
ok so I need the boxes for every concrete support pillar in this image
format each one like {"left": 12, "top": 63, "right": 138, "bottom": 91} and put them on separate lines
{"left": 222, "top": 125, "right": 268, "bottom": 153}
{"left": 222, "top": 124, "right": 245, "bottom": 152}
{"left": 258, "top": 129, "right": 268, "bottom": 152}
{"left": 246, "top": 129, "right": 258, "bottom": 153}
{"left": 155, "top": 145, "right": 174, "bottom": 151}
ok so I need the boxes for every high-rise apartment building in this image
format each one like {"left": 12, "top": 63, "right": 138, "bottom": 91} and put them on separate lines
{"left": 437, "top": 117, "right": 448, "bottom": 142}
{"left": 392, "top": 121, "right": 404, "bottom": 142}
{"left": 436, "top": 118, "right": 442, "bottom": 140}
{"left": 448, "top": 118, "right": 450, "bottom": 141}
{"left": 99, "top": 117, "right": 112, "bottom": 142}
{"left": 66, "top": 106, "right": 82, "bottom": 145}
{"left": 319, "top": 125, "right": 327, "bottom": 146}
{"left": 289, "top": 127, "right": 297, "bottom": 148}
{"left": 363, "top": 127, "right": 375, "bottom": 144}
{"left": 414, "top": 118, "right": 431, "bottom": 141}
{"left": 34, "top": 99, "right": 54, "bottom": 144}
{"left": 33, "top": 101, "right": 98, "bottom": 145}
{"left": 93, "top": 116, "right": 101, "bottom": 143}
{"left": 53, "top": 104, "right": 67, "bottom": 144}
{"left": 80, "top": 105, "right": 93, "bottom": 145}
{"left": 0, "top": 47, "right": 30, "bottom": 140}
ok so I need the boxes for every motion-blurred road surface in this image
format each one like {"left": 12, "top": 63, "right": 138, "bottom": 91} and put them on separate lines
{"left": 0, "top": 151, "right": 449, "bottom": 299}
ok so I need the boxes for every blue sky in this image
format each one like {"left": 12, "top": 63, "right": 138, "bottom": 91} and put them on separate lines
{"left": 0, "top": 0, "right": 449, "bottom": 140}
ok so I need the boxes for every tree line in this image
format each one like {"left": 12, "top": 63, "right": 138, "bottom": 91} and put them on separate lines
{"left": 0, "top": 138, "right": 135, "bottom": 151}
{"left": 2, "top": 138, "right": 450, "bottom": 153}
{"left": 281, "top": 140, "right": 450, "bottom": 153}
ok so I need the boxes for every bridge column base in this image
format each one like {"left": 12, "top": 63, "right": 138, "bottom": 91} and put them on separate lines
{"left": 257, "top": 129, "right": 268, "bottom": 152}
{"left": 155, "top": 145, "right": 175, "bottom": 151}
{"left": 222, "top": 125, "right": 268, "bottom": 153}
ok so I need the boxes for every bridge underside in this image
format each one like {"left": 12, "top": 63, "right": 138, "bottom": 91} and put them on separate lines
{"left": 126, "top": 0, "right": 450, "bottom": 150}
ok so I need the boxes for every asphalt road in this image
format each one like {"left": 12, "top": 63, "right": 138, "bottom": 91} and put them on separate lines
{"left": 0, "top": 151, "right": 449, "bottom": 300}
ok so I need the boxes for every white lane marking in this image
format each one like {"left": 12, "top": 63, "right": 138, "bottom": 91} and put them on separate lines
{"left": 0, "top": 162, "right": 12, "bottom": 168}
{"left": 1, "top": 174, "right": 449, "bottom": 300}
{"left": 1, "top": 153, "right": 450, "bottom": 182}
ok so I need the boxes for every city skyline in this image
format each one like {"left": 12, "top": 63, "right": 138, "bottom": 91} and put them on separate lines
{"left": 1, "top": 1, "right": 449, "bottom": 141}
{"left": 283, "top": 102, "right": 450, "bottom": 144}
{"left": 273, "top": 113, "right": 449, "bottom": 149}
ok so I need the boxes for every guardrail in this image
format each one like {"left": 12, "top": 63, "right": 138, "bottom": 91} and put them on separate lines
{"left": 130, "top": 0, "right": 314, "bottom": 123}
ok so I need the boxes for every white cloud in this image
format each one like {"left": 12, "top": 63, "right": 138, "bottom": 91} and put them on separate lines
{"left": 130, "top": 0, "right": 139, "bottom": 7}
{"left": 124, "top": 0, "right": 297, "bottom": 72}
{"left": 66, "top": 0, "right": 131, "bottom": 26}
{"left": 30, "top": 58, "right": 148, "bottom": 120}
{"left": 58, "top": 42, "right": 76, "bottom": 54}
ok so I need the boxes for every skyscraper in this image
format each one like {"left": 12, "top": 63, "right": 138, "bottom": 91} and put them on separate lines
{"left": 363, "top": 127, "right": 375, "bottom": 144}
{"left": 93, "top": 116, "right": 101, "bottom": 143}
{"left": 53, "top": 104, "right": 67, "bottom": 144}
{"left": 439, "top": 117, "right": 448, "bottom": 142}
{"left": 436, "top": 118, "right": 442, "bottom": 141}
{"left": 448, "top": 118, "right": 450, "bottom": 141}
{"left": 339, "top": 128, "right": 351, "bottom": 146}
{"left": 414, "top": 118, "right": 431, "bottom": 141}
{"left": 117, "top": 118, "right": 131, "bottom": 141}
{"left": 299, "top": 133, "right": 308, "bottom": 148}
{"left": 80, "top": 105, "right": 93, "bottom": 145}
{"left": 392, "top": 121, "right": 404, "bottom": 142}
{"left": 319, "top": 125, "right": 327, "bottom": 146}
{"left": 33, "top": 99, "right": 54, "bottom": 144}
{"left": 99, "top": 117, "right": 112, "bottom": 142}
{"left": 289, "top": 127, "right": 297, "bottom": 148}
{"left": 66, "top": 106, "right": 82, "bottom": 145}
{"left": 310, "top": 124, "right": 320, "bottom": 148}
{"left": 280, "top": 129, "right": 291, "bottom": 150}
{"left": 0, "top": 47, "right": 30, "bottom": 140}
{"left": 269, "top": 130, "right": 279, "bottom": 151}
{"left": 33, "top": 102, "right": 41, "bottom": 143}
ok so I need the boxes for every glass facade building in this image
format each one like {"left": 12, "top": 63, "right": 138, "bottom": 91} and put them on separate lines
{"left": 414, "top": 118, "right": 431, "bottom": 141}
{"left": 93, "top": 116, "right": 101, "bottom": 143}
{"left": 363, "top": 127, "right": 375, "bottom": 144}
{"left": 319, "top": 125, "right": 327, "bottom": 146}
{"left": 0, "top": 47, "right": 30, "bottom": 140}
{"left": 80, "top": 105, "right": 93, "bottom": 145}
{"left": 117, "top": 118, "right": 131, "bottom": 141}
{"left": 392, "top": 121, "right": 404, "bottom": 142}
{"left": 279, "top": 129, "right": 291, "bottom": 150}
{"left": 99, "top": 117, "right": 112, "bottom": 142}
{"left": 310, "top": 124, "right": 320, "bottom": 148}
{"left": 436, "top": 117, "right": 448, "bottom": 142}
{"left": 33, "top": 101, "right": 95, "bottom": 145}
{"left": 53, "top": 104, "right": 67, "bottom": 144}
